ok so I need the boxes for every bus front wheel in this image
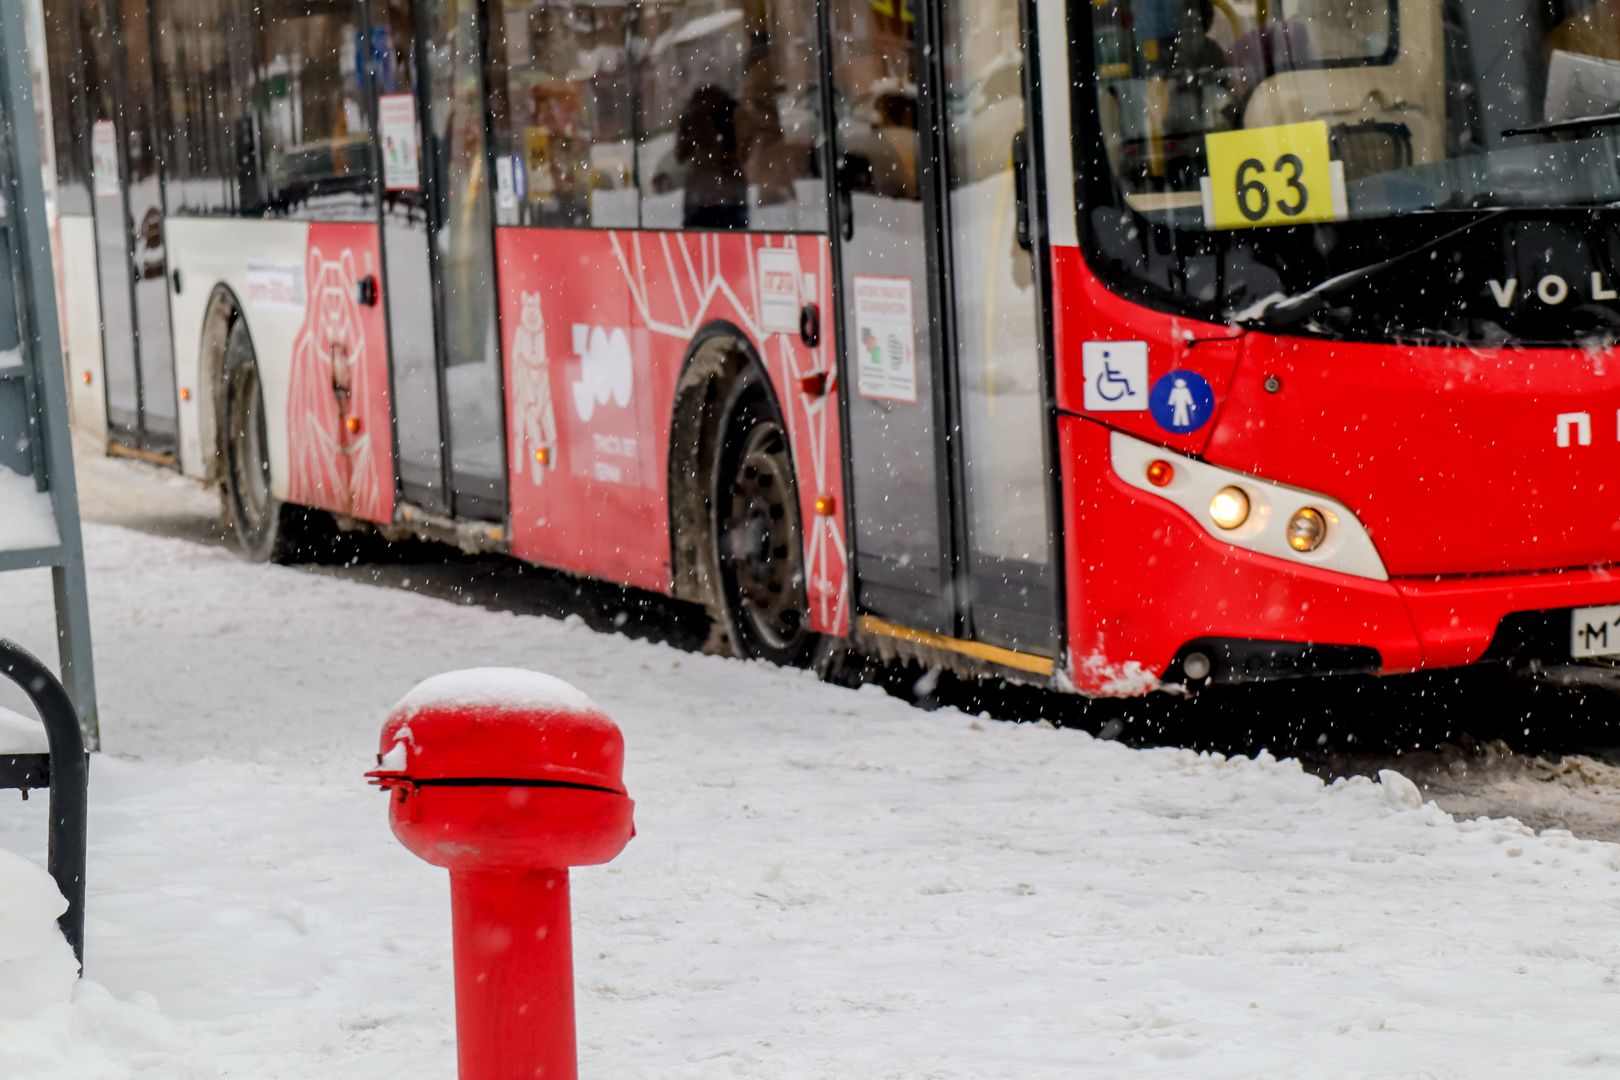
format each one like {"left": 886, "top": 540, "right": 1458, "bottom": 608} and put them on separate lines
{"left": 713, "top": 386, "right": 817, "bottom": 666}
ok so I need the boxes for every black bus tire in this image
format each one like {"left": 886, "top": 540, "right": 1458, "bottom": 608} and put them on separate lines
{"left": 712, "top": 383, "right": 819, "bottom": 667}
{"left": 220, "top": 319, "right": 322, "bottom": 563}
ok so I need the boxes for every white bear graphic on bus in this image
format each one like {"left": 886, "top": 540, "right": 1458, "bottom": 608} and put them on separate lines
{"left": 509, "top": 291, "right": 557, "bottom": 484}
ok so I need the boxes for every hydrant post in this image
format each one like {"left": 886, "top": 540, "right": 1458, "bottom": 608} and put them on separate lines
{"left": 452, "top": 869, "right": 576, "bottom": 1078}
{"left": 368, "top": 669, "right": 634, "bottom": 1080}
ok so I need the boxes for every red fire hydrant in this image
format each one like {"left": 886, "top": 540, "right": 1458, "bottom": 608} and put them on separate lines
{"left": 368, "top": 669, "right": 634, "bottom": 1080}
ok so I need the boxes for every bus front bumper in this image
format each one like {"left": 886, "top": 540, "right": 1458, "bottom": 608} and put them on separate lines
{"left": 1059, "top": 416, "right": 1620, "bottom": 695}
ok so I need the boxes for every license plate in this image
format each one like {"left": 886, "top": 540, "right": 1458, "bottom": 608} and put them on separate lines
{"left": 1571, "top": 605, "right": 1620, "bottom": 659}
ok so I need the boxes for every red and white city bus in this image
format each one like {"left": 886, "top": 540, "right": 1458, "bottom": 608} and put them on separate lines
{"left": 35, "top": 0, "right": 1620, "bottom": 694}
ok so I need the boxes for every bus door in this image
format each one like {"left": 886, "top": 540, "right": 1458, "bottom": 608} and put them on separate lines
{"left": 372, "top": 0, "right": 506, "bottom": 523}
{"left": 85, "top": 0, "right": 179, "bottom": 457}
{"left": 826, "top": 0, "right": 1059, "bottom": 663}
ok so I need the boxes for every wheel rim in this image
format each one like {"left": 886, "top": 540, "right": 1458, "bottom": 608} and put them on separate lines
{"left": 722, "top": 419, "right": 807, "bottom": 655}
{"left": 231, "top": 364, "right": 272, "bottom": 531}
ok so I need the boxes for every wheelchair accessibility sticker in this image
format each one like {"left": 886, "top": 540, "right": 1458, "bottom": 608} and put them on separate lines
{"left": 1082, "top": 342, "right": 1148, "bottom": 412}
{"left": 1150, "top": 369, "right": 1215, "bottom": 434}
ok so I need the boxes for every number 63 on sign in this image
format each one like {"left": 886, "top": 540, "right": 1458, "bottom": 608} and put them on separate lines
{"left": 1200, "top": 121, "right": 1346, "bottom": 231}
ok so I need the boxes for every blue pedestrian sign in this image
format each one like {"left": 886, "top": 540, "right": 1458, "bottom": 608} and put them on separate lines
{"left": 1149, "top": 370, "right": 1215, "bottom": 434}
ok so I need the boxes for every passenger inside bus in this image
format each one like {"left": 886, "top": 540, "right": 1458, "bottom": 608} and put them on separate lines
{"left": 676, "top": 83, "right": 748, "bottom": 229}
{"left": 869, "top": 89, "right": 921, "bottom": 199}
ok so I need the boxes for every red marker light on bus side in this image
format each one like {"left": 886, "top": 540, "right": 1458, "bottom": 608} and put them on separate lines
{"left": 1146, "top": 460, "right": 1174, "bottom": 488}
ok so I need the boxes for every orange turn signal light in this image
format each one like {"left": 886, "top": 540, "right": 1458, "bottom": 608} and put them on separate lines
{"left": 814, "top": 493, "right": 837, "bottom": 517}
{"left": 534, "top": 447, "right": 551, "bottom": 466}
{"left": 1146, "top": 460, "right": 1175, "bottom": 488}
{"left": 80, "top": 371, "right": 92, "bottom": 386}
{"left": 345, "top": 416, "right": 362, "bottom": 435}
{"left": 178, "top": 387, "right": 192, "bottom": 402}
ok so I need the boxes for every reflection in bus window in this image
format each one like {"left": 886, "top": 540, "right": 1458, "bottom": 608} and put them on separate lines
{"left": 1550, "top": 0, "right": 1620, "bottom": 62}
{"left": 486, "top": 0, "right": 638, "bottom": 228}
{"left": 253, "top": 0, "right": 375, "bottom": 220}
{"left": 829, "top": 0, "right": 921, "bottom": 202}
{"left": 943, "top": 0, "right": 1054, "bottom": 634}
{"left": 42, "top": 1, "right": 91, "bottom": 215}
{"left": 153, "top": 0, "right": 253, "bottom": 217}
{"left": 637, "top": 0, "right": 824, "bottom": 231}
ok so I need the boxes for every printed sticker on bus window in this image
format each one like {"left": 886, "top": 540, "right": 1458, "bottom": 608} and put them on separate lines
{"left": 378, "top": 94, "right": 421, "bottom": 192}
{"left": 758, "top": 248, "right": 803, "bottom": 336}
{"left": 496, "top": 157, "right": 516, "bottom": 211}
{"left": 1081, "top": 341, "right": 1148, "bottom": 412}
{"left": 246, "top": 260, "right": 306, "bottom": 312}
{"left": 91, "top": 121, "right": 118, "bottom": 197}
{"left": 246, "top": 260, "right": 306, "bottom": 313}
{"left": 1200, "top": 121, "right": 1345, "bottom": 230}
{"left": 852, "top": 275, "right": 918, "bottom": 404}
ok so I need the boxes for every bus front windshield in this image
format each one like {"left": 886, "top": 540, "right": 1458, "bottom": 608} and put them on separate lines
{"left": 1085, "top": 0, "right": 1620, "bottom": 342}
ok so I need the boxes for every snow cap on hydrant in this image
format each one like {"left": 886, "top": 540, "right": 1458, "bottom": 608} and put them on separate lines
{"left": 368, "top": 668, "right": 634, "bottom": 1080}
{"left": 369, "top": 666, "right": 634, "bottom": 868}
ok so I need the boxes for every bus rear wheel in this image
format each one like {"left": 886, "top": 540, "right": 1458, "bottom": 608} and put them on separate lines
{"left": 714, "top": 388, "right": 816, "bottom": 666}
{"left": 221, "top": 319, "right": 322, "bottom": 563}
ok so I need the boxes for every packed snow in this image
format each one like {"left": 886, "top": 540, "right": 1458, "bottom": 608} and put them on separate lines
{"left": 390, "top": 666, "right": 600, "bottom": 719}
{"left": 1, "top": 522, "right": 1620, "bottom": 1077}
{"left": 0, "top": 848, "right": 76, "bottom": 1018}
{"left": 0, "top": 705, "right": 48, "bottom": 753}
{"left": 0, "top": 464, "right": 57, "bottom": 552}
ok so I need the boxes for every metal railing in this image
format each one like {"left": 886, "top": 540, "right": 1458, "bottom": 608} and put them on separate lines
{"left": 0, "top": 639, "right": 88, "bottom": 966}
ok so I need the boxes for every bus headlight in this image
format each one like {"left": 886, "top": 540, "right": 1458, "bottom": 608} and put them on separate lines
{"left": 1110, "top": 431, "right": 1388, "bottom": 581}
{"left": 1287, "top": 508, "right": 1327, "bottom": 552}
{"left": 1209, "top": 487, "right": 1250, "bottom": 530}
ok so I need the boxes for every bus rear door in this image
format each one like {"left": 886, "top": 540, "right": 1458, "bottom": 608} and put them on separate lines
{"left": 85, "top": 0, "right": 179, "bottom": 458}
{"left": 826, "top": 0, "right": 1059, "bottom": 670}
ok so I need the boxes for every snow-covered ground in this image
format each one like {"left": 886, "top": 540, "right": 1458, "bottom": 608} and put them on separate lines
{"left": 0, "top": 463, "right": 60, "bottom": 551}
{"left": 3, "top": 520, "right": 1620, "bottom": 1077}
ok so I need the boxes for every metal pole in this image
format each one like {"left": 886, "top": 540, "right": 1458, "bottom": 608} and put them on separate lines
{"left": 0, "top": 0, "right": 99, "bottom": 748}
{"left": 0, "top": 639, "right": 88, "bottom": 968}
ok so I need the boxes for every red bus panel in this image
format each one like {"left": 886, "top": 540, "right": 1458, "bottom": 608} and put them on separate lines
{"left": 1206, "top": 336, "right": 1620, "bottom": 577}
{"left": 495, "top": 228, "right": 850, "bottom": 636}
{"left": 286, "top": 223, "right": 395, "bottom": 525}
{"left": 1058, "top": 415, "right": 1424, "bottom": 694}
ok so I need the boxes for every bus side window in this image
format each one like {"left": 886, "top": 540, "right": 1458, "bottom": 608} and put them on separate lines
{"left": 41, "top": 1, "right": 92, "bottom": 217}
{"left": 637, "top": 0, "right": 824, "bottom": 232}
{"left": 152, "top": 0, "right": 254, "bottom": 218}
{"left": 486, "top": 0, "right": 638, "bottom": 229}
{"left": 251, "top": 0, "right": 377, "bottom": 221}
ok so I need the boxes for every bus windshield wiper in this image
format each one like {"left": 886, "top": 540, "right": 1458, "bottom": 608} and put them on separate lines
{"left": 1503, "top": 111, "right": 1620, "bottom": 139}
{"left": 1233, "top": 210, "right": 1512, "bottom": 329}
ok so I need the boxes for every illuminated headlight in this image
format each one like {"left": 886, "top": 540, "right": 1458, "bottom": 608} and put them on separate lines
{"left": 1110, "top": 431, "right": 1388, "bottom": 581}
{"left": 1209, "top": 486, "right": 1250, "bottom": 530}
{"left": 1287, "top": 507, "right": 1327, "bottom": 552}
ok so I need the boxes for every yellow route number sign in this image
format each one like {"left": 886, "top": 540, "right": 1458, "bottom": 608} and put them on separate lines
{"left": 1203, "top": 121, "right": 1340, "bottom": 230}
